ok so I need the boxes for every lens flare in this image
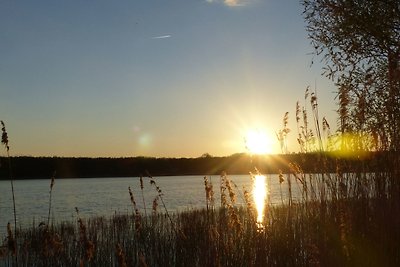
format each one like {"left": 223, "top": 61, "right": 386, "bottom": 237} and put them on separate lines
{"left": 253, "top": 174, "right": 267, "bottom": 229}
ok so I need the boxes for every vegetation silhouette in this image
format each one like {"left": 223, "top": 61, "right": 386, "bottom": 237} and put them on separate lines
{"left": 1, "top": 1, "right": 400, "bottom": 265}
{"left": 0, "top": 151, "right": 392, "bottom": 179}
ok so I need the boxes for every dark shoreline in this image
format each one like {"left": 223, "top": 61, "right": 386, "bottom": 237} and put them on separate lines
{"left": 0, "top": 151, "right": 391, "bottom": 179}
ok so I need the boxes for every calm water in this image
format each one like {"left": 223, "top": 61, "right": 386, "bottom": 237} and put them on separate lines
{"left": 0, "top": 174, "right": 302, "bottom": 237}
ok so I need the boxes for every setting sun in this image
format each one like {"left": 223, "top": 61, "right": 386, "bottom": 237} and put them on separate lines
{"left": 245, "top": 130, "right": 273, "bottom": 155}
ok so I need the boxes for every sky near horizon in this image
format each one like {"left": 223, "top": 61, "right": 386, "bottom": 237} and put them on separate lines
{"left": 0, "top": 0, "right": 337, "bottom": 158}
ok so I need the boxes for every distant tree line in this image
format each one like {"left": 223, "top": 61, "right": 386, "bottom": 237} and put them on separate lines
{"left": 0, "top": 152, "right": 391, "bottom": 179}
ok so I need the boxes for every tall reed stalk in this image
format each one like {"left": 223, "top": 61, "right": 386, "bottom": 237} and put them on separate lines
{"left": 148, "top": 175, "right": 174, "bottom": 228}
{"left": 1, "top": 120, "right": 18, "bottom": 266}
{"left": 139, "top": 176, "right": 147, "bottom": 218}
{"left": 47, "top": 171, "right": 56, "bottom": 227}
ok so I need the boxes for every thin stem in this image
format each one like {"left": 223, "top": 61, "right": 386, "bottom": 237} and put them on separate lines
{"left": 1, "top": 120, "right": 18, "bottom": 266}
{"left": 148, "top": 175, "right": 175, "bottom": 229}
{"left": 140, "top": 176, "right": 147, "bottom": 218}
{"left": 47, "top": 171, "right": 56, "bottom": 227}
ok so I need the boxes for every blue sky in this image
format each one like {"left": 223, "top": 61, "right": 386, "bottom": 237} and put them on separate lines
{"left": 0, "top": 0, "right": 337, "bottom": 157}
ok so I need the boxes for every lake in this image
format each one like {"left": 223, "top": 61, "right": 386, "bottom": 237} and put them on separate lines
{"left": 0, "top": 174, "right": 302, "bottom": 237}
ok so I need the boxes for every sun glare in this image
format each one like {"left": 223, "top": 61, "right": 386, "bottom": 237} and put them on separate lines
{"left": 253, "top": 174, "right": 267, "bottom": 229}
{"left": 245, "top": 130, "right": 272, "bottom": 155}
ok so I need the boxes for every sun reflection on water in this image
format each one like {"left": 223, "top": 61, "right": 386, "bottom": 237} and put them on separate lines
{"left": 253, "top": 174, "right": 267, "bottom": 231}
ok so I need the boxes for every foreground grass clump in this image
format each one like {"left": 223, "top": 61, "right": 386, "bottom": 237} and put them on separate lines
{"left": 2, "top": 181, "right": 399, "bottom": 266}
{"left": 1, "top": 91, "right": 400, "bottom": 267}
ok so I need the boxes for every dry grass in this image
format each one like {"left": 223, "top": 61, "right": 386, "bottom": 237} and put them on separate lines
{"left": 0, "top": 167, "right": 398, "bottom": 266}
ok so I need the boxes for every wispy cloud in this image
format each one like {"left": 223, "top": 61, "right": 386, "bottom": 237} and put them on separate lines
{"left": 224, "top": 0, "right": 244, "bottom": 7}
{"left": 206, "top": 0, "right": 249, "bottom": 7}
{"left": 152, "top": 35, "right": 171, "bottom": 39}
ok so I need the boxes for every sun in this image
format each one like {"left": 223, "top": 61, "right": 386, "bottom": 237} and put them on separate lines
{"left": 245, "top": 130, "right": 273, "bottom": 155}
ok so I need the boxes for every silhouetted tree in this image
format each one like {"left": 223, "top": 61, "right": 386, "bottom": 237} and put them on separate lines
{"left": 302, "top": 0, "right": 400, "bottom": 151}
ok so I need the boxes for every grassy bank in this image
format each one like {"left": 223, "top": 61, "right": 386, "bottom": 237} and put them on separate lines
{"left": 1, "top": 170, "right": 399, "bottom": 266}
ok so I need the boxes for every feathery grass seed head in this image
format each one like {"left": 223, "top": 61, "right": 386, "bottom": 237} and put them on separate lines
{"left": 7, "top": 222, "right": 16, "bottom": 256}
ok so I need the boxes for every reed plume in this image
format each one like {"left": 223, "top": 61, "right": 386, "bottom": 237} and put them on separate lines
{"left": 7, "top": 222, "right": 16, "bottom": 256}
{"left": 310, "top": 91, "right": 323, "bottom": 151}
{"left": 276, "top": 112, "right": 290, "bottom": 153}
{"left": 75, "top": 208, "right": 95, "bottom": 263}
{"left": 129, "top": 186, "right": 142, "bottom": 231}
{"left": 278, "top": 170, "right": 285, "bottom": 205}
{"left": 149, "top": 175, "right": 174, "bottom": 227}
{"left": 204, "top": 176, "right": 215, "bottom": 211}
{"left": 1, "top": 121, "right": 10, "bottom": 152}
{"left": 115, "top": 243, "right": 127, "bottom": 267}
{"left": 219, "top": 174, "right": 228, "bottom": 208}
{"left": 243, "top": 188, "right": 255, "bottom": 219}
{"left": 224, "top": 174, "right": 236, "bottom": 205}
{"left": 220, "top": 173, "right": 242, "bottom": 233}
{"left": 152, "top": 196, "right": 159, "bottom": 215}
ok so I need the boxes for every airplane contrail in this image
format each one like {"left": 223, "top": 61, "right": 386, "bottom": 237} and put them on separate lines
{"left": 152, "top": 35, "right": 171, "bottom": 39}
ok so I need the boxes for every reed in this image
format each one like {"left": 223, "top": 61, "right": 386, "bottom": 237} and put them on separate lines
{"left": 75, "top": 207, "right": 95, "bottom": 265}
{"left": 115, "top": 243, "right": 127, "bottom": 267}
{"left": 1, "top": 90, "right": 400, "bottom": 266}
{"left": 1, "top": 168, "right": 399, "bottom": 266}
{"left": 47, "top": 171, "right": 56, "bottom": 227}
{"left": 128, "top": 186, "right": 142, "bottom": 232}
{"left": 139, "top": 176, "right": 147, "bottom": 217}
{"left": 203, "top": 176, "right": 215, "bottom": 211}
{"left": 148, "top": 175, "right": 174, "bottom": 228}
{"left": 1, "top": 120, "right": 18, "bottom": 266}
